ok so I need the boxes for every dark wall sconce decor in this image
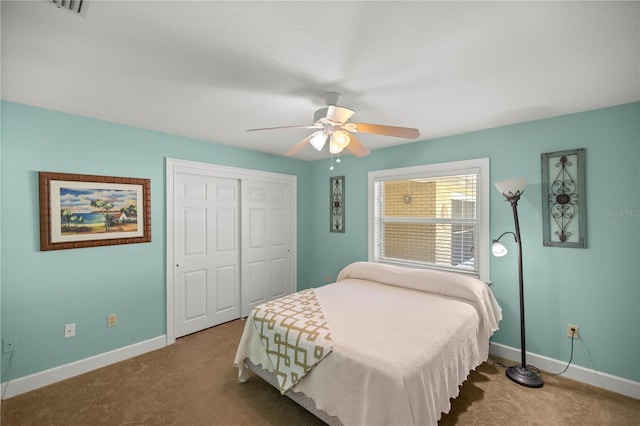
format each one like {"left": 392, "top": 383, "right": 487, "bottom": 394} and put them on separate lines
{"left": 330, "top": 175, "right": 345, "bottom": 233}
{"left": 541, "top": 148, "right": 586, "bottom": 248}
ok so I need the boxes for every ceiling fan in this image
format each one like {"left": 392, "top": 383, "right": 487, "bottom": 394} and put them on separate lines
{"left": 247, "top": 92, "right": 420, "bottom": 157}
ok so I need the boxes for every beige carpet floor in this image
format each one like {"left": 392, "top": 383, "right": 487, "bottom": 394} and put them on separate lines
{"left": 2, "top": 319, "right": 638, "bottom": 425}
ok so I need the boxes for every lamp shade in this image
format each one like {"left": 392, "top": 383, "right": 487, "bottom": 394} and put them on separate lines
{"left": 333, "top": 130, "right": 351, "bottom": 148}
{"left": 495, "top": 178, "right": 527, "bottom": 199}
{"left": 329, "top": 136, "right": 343, "bottom": 154}
{"left": 309, "top": 131, "right": 328, "bottom": 151}
{"left": 492, "top": 240, "right": 508, "bottom": 257}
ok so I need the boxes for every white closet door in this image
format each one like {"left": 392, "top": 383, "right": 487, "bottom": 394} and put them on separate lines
{"left": 174, "top": 172, "right": 240, "bottom": 337}
{"left": 241, "top": 179, "right": 292, "bottom": 316}
{"left": 167, "top": 158, "right": 297, "bottom": 343}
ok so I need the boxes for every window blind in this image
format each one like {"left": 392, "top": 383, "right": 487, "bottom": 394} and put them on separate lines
{"left": 372, "top": 172, "right": 480, "bottom": 276}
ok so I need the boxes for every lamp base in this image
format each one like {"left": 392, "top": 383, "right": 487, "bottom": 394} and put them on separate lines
{"left": 506, "top": 364, "right": 544, "bottom": 388}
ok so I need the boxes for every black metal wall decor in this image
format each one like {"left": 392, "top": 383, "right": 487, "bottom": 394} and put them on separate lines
{"left": 541, "top": 148, "right": 586, "bottom": 248}
{"left": 330, "top": 176, "right": 345, "bottom": 233}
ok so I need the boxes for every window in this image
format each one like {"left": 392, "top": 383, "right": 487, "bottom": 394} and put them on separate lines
{"left": 368, "top": 158, "right": 489, "bottom": 281}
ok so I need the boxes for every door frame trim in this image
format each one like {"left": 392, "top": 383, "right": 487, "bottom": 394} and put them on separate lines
{"left": 165, "top": 158, "right": 297, "bottom": 345}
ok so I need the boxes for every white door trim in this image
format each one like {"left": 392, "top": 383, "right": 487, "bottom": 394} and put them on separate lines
{"left": 165, "top": 158, "right": 297, "bottom": 345}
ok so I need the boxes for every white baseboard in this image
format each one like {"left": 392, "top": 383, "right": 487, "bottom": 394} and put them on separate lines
{"left": 1, "top": 335, "right": 167, "bottom": 399}
{"left": 490, "top": 342, "right": 640, "bottom": 400}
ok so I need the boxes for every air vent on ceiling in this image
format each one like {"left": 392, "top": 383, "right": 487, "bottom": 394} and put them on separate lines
{"left": 50, "top": 0, "right": 88, "bottom": 16}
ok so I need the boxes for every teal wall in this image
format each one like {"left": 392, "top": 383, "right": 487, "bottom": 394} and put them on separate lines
{"left": 0, "top": 101, "right": 311, "bottom": 381}
{"left": 305, "top": 102, "right": 640, "bottom": 383}
{"left": 0, "top": 101, "right": 3, "bottom": 385}
{"left": 1, "top": 101, "right": 638, "bottom": 386}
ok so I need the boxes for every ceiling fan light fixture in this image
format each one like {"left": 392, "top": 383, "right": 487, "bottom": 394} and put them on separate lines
{"left": 329, "top": 136, "right": 344, "bottom": 154}
{"left": 309, "top": 131, "right": 328, "bottom": 151}
{"left": 333, "top": 130, "right": 351, "bottom": 148}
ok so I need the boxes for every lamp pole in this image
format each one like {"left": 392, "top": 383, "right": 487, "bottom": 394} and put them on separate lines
{"left": 496, "top": 178, "right": 543, "bottom": 388}
{"left": 510, "top": 199, "right": 530, "bottom": 378}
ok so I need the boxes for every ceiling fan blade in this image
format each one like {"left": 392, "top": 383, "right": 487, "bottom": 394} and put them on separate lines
{"left": 285, "top": 134, "right": 315, "bottom": 156}
{"left": 346, "top": 122, "right": 420, "bottom": 139}
{"left": 247, "top": 124, "right": 321, "bottom": 132}
{"left": 326, "top": 105, "right": 355, "bottom": 124}
{"left": 345, "top": 133, "right": 371, "bottom": 157}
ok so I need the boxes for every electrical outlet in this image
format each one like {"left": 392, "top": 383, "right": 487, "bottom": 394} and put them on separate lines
{"left": 567, "top": 324, "right": 579, "bottom": 339}
{"left": 325, "top": 275, "right": 331, "bottom": 284}
{"left": 65, "top": 323, "right": 76, "bottom": 338}
{"left": 107, "top": 313, "right": 117, "bottom": 327}
{"left": 3, "top": 336, "right": 17, "bottom": 353}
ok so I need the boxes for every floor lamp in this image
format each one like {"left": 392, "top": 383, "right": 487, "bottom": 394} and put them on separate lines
{"left": 493, "top": 178, "right": 544, "bottom": 388}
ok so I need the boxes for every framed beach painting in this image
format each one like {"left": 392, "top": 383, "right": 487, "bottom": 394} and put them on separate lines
{"left": 39, "top": 172, "right": 151, "bottom": 251}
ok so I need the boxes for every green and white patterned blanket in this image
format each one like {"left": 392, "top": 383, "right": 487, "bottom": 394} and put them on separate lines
{"left": 250, "top": 289, "right": 333, "bottom": 394}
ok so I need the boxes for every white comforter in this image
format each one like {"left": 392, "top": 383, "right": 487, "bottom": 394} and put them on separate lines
{"left": 234, "top": 262, "right": 502, "bottom": 426}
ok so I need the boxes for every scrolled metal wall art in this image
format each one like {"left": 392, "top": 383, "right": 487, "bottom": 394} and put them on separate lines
{"left": 330, "top": 176, "right": 345, "bottom": 233}
{"left": 541, "top": 148, "right": 586, "bottom": 248}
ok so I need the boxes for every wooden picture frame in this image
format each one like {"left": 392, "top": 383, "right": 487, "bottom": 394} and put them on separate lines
{"left": 541, "top": 148, "right": 586, "bottom": 248}
{"left": 330, "top": 175, "right": 345, "bottom": 233}
{"left": 39, "top": 172, "right": 151, "bottom": 251}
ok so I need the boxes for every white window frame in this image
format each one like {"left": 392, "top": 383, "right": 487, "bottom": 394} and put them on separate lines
{"left": 368, "top": 158, "right": 490, "bottom": 282}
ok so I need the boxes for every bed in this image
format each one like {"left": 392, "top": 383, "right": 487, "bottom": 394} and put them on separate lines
{"left": 233, "top": 261, "right": 502, "bottom": 426}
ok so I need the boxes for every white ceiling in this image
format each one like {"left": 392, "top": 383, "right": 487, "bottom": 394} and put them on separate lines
{"left": 2, "top": 1, "right": 639, "bottom": 161}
